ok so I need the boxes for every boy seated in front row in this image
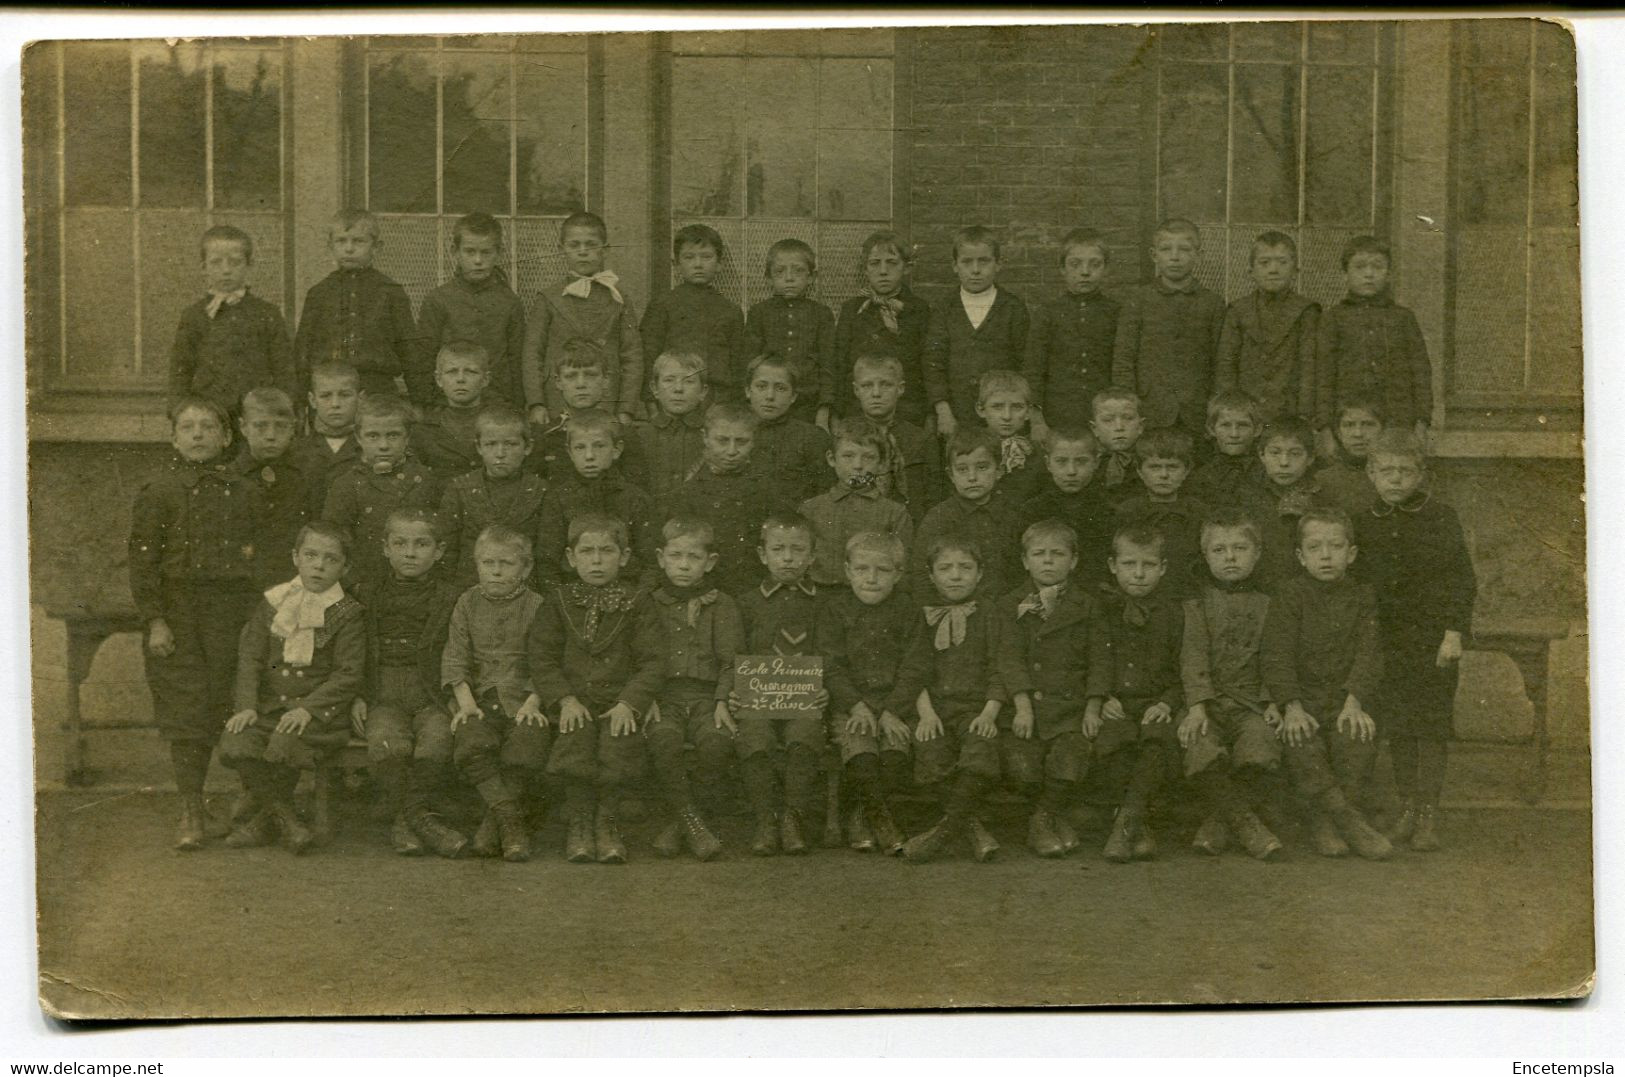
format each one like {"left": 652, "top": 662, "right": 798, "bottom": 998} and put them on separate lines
{"left": 745, "top": 351, "right": 833, "bottom": 503}
{"left": 351, "top": 509, "right": 466, "bottom": 858}
{"left": 1185, "top": 390, "right": 1262, "bottom": 509}
{"left": 734, "top": 513, "right": 838, "bottom": 849}
{"left": 220, "top": 522, "right": 365, "bottom": 854}
{"left": 409, "top": 341, "right": 493, "bottom": 480}
{"left": 1260, "top": 508, "right": 1391, "bottom": 860}
{"left": 1114, "top": 428, "right": 1207, "bottom": 600}
{"left": 999, "top": 521, "right": 1113, "bottom": 859}
{"left": 287, "top": 360, "right": 362, "bottom": 505}
{"left": 1094, "top": 523, "right": 1185, "bottom": 863}
{"left": 533, "top": 514, "right": 667, "bottom": 865}
{"left": 818, "top": 532, "right": 918, "bottom": 856}
{"left": 530, "top": 340, "right": 616, "bottom": 481}
{"left": 1314, "top": 395, "right": 1385, "bottom": 517}
{"left": 800, "top": 417, "right": 913, "bottom": 589}
{"left": 912, "top": 427, "right": 1026, "bottom": 601}
{"left": 1089, "top": 386, "right": 1147, "bottom": 506}
{"left": 664, "top": 403, "right": 795, "bottom": 595}
{"left": 975, "top": 369, "right": 1043, "bottom": 503}
{"left": 1238, "top": 416, "right": 1327, "bottom": 591}
{"left": 1018, "top": 425, "right": 1113, "bottom": 591}
{"left": 322, "top": 393, "right": 443, "bottom": 592}
{"left": 438, "top": 405, "right": 546, "bottom": 590}
{"left": 535, "top": 410, "right": 657, "bottom": 589}
{"left": 850, "top": 352, "right": 939, "bottom": 519}
{"left": 620, "top": 350, "right": 709, "bottom": 494}
{"left": 643, "top": 517, "right": 736, "bottom": 861}
{"left": 895, "top": 538, "right": 1009, "bottom": 864}
{"left": 1176, "top": 510, "right": 1284, "bottom": 862}
{"left": 443, "top": 526, "right": 548, "bottom": 863}
{"left": 234, "top": 387, "right": 322, "bottom": 590}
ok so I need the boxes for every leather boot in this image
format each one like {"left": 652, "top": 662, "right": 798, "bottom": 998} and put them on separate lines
{"left": 1228, "top": 809, "right": 1283, "bottom": 861}
{"left": 682, "top": 808, "right": 723, "bottom": 862}
{"left": 494, "top": 801, "right": 532, "bottom": 863}
{"left": 1191, "top": 816, "right": 1230, "bottom": 856}
{"left": 391, "top": 813, "right": 425, "bottom": 856}
{"left": 1052, "top": 813, "right": 1080, "bottom": 853}
{"left": 1411, "top": 804, "right": 1441, "bottom": 852}
{"left": 847, "top": 804, "right": 876, "bottom": 852}
{"left": 225, "top": 808, "right": 277, "bottom": 848}
{"left": 966, "top": 818, "right": 1000, "bottom": 863}
{"left": 471, "top": 811, "right": 501, "bottom": 858}
{"left": 565, "top": 810, "right": 596, "bottom": 863}
{"left": 870, "top": 802, "right": 905, "bottom": 856}
{"left": 1326, "top": 792, "right": 1392, "bottom": 861}
{"left": 652, "top": 820, "right": 683, "bottom": 858}
{"left": 780, "top": 809, "right": 808, "bottom": 856}
{"left": 751, "top": 813, "right": 780, "bottom": 857}
{"left": 201, "top": 796, "right": 233, "bottom": 840}
{"left": 1103, "top": 809, "right": 1137, "bottom": 863}
{"left": 1389, "top": 799, "right": 1417, "bottom": 843}
{"left": 902, "top": 817, "right": 953, "bottom": 863}
{"left": 1310, "top": 812, "right": 1349, "bottom": 858}
{"left": 594, "top": 803, "right": 626, "bottom": 864}
{"left": 1027, "top": 809, "right": 1065, "bottom": 858}
{"left": 1132, "top": 820, "right": 1158, "bottom": 860}
{"left": 407, "top": 808, "right": 468, "bottom": 859}
{"left": 174, "top": 794, "right": 205, "bottom": 852}
{"left": 269, "top": 800, "right": 313, "bottom": 855}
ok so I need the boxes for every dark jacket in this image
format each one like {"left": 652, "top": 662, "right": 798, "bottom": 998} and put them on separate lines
{"left": 997, "top": 583, "right": 1112, "bottom": 736}
{"left": 294, "top": 266, "right": 421, "bottom": 397}
{"left": 1111, "top": 279, "right": 1225, "bottom": 431}
{"left": 413, "top": 273, "right": 526, "bottom": 408}
{"left": 1260, "top": 573, "right": 1382, "bottom": 721}
{"left": 529, "top": 585, "right": 667, "bottom": 714}
{"left": 1314, "top": 292, "right": 1433, "bottom": 430}
{"left": 830, "top": 287, "right": 933, "bottom": 423}
{"left": 128, "top": 455, "right": 260, "bottom": 622}
{"left": 1023, "top": 290, "right": 1119, "bottom": 428}
{"left": 1216, "top": 289, "right": 1319, "bottom": 420}
{"left": 641, "top": 282, "right": 749, "bottom": 399}
{"left": 923, "top": 287, "right": 1030, "bottom": 423}
{"left": 817, "top": 588, "right": 918, "bottom": 717}
{"left": 168, "top": 292, "right": 294, "bottom": 414}
{"left": 354, "top": 575, "right": 462, "bottom": 702}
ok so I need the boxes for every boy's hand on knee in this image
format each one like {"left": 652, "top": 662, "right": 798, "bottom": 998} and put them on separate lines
{"left": 1280, "top": 701, "right": 1317, "bottom": 746}
{"left": 226, "top": 709, "right": 257, "bottom": 735}
{"left": 1082, "top": 699, "right": 1104, "bottom": 738}
{"left": 878, "top": 710, "right": 910, "bottom": 749}
{"left": 915, "top": 709, "right": 943, "bottom": 743}
{"left": 713, "top": 700, "right": 738, "bottom": 735}
{"left": 846, "top": 701, "right": 878, "bottom": 736}
{"left": 558, "top": 696, "right": 592, "bottom": 733}
{"left": 1336, "top": 695, "right": 1375, "bottom": 743}
{"left": 1177, "top": 703, "right": 1208, "bottom": 748}
{"left": 515, "top": 694, "right": 549, "bottom": 728}
{"left": 1010, "top": 697, "right": 1033, "bottom": 740}
{"left": 1141, "top": 701, "right": 1173, "bottom": 725}
{"left": 1263, "top": 703, "right": 1283, "bottom": 730}
{"left": 350, "top": 699, "right": 368, "bottom": 739}
{"left": 276, "top": 707, "right": 313, "bottom": 736}
{"left": 1102, "top": 696, "right": 1126, "bottom": 723}
{"left": 1436, "top": 630, "right": 1463, "bottom": 668}
{"left": 603, "top": 701, "right": 637, "bottom": 737}
{"left": 972, "top": 702, "right": 1002, "bottom": 740}
{"left": 146, "top": 619, "right": 175, "bottom": 658}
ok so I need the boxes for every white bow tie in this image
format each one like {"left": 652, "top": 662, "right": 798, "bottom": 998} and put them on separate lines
{"left": 563, "top": 271, "right": 622, "bottom": 305}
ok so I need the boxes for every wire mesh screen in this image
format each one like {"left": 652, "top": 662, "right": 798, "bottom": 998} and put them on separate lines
{"left": 672, "top": 215, "right": 888, "bottom": 314}
{"left": 139, "top": 210, "right": 211, "bottom": 380}
{"left": 1195, "top": 223, "right": 1367, "bottom": 310}
{"left": 372, "top": 213, "right": 568, "bottom": 317}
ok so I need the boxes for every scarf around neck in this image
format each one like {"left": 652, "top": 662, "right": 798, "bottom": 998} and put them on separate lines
{"left": 858, "top": 289, "right": 904, "bottom": 332}
{"left": 266, "top": 577, "right": 344, "bottom": 667}
{"left": 924, "top": 600, "right": 976, "bottom": 651}
{"left": 564, "top": 270, "right": 623, "bottom": 304}
{"left": 1017, "top": 583, "right": 1065, "bottom": 622}
{"left": 564, "top": 581, "right": 637, "bottom": 638}
{"left": 205, "top": 288, "right": 248, "bottom": 319}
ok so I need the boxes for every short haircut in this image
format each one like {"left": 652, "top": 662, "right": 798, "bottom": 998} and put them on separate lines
{"left": 673, "top": 222, "right": 725, "bottom": 259}
{"left": 977, "top": 369, "right": 1032, "bottom": 406}
{"left": 1091, "top": 386, "right": 1141, "bottom": 419}
{"left": 1341, "top": 234, "right": 1391, "bottom": 270}
{"left": 200, "top": 224, "right": 253, "bottom": 263}
{"left": 661, "top": 515, "right": 715, "bottom": 551}
{"left": 1135, "top": 427, "right": 1195, "bottom": 467}
{"left": 765, "top": 237, "right": 816, "bottom": 275}
{"left": 1200, "top": 508, "right": 1262, "bottom": 548}
{"left": 436, "top": 339, "right": 489, "bottom": 371}
{"left": 560, "top": 211, "right": 608, "bottom": 244}
{"left": 1112, "top": 521, "right": 1166, "bottom": 560}
{"left": 830, "top": 416, "right": 890, "bottom": 461}
{"left": 308, "top": 360, "right": 361, "bottom": 392}
{"left": 844, "top": 530, "right": 905, "bottom": 567}
{"left": 1297, "top": 507, "right": 1353, "bottom": 546}
{"left": 1335, "top": 393, "right": 1387, "bottom": 425}
{"left": 565, "top": 407, "right": 621, "bottom": 445}
{"left": 944, "top": 426, "right": 1000, "bottom": 465}
{"left": 475, "top": 523, "right": 533, "bottom": 561}
{"left": 1043, "top": 424, "right": 1099, "bottom": 457}
{"left": 651, "top": 350, "right": 707, "bottom": 381}
{"left": 330, "top": 208, "right": 380, "bottom": 240}
{"left": 240, "top": 387, "right": 295, "bottom": 420}
{"left": 1022, "top": 519, "right": 1079, "bottom": 555}
{"left": 952, "top": 225, "right": 1001, "bottom": 261}
{"left": 475, "top": 404, "right": 530, "bottom": 441}
{"left": 1365, "top": 428, "right": 1427, "bottom": 465}
{"left": 1059, "top": 227, "right": 1110, "bottom": 265}
{"left": 556, "top": 338, "right": 608, "bottom": 374}
{"left": 926, "top": 534, "right": 982, "bottom": 570}
{"left": 295, "top": 519, "right": 352, "bottom": 559}
{"left": 452, "top": 212, "right": 503, "bottom": 249}
{"left": 851, "top": 353, "right": 904, "bottom": 381}
{"left": 760, "top": 512, "right": 813, "bottom": 545}
{"left": 860, "top": 229, "right": 911, "bottom": 265}
{"left": 1257, "top": 415, "right": 1315, "bottom": 455}
{"left": 746, "top": 351, "right": 799, "bottom": 391}
{"left": 567, "top": 512, "right": 628, "bottom": 551}
{"left": 703, "top": 401, "right": 758, "bottom": 433}
{"left": 1153, "top": 217, "right": 1202, "bottom": 245}
{"left": 355, "top": 393, "right": 414, "bottom": 429}
{"left": 384, "top": 507, "right": 443, "bottom": 542}
{"left": 168, "top": 395, "right": 229, "bottom": 431}
{"left": 1206, "top": 389, "right": 1263, "bottom": 427}
{"left": 1250, "top": 230, "right": 1297, "bottom": 263}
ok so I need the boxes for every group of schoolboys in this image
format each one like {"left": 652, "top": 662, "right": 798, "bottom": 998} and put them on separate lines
{"left": 136, "top": 205, "right": 1475, "bottom": 869}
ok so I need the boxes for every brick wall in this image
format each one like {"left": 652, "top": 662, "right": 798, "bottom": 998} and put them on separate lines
{"left": 906, "top": 24, "right": 1156, "bottom": 305}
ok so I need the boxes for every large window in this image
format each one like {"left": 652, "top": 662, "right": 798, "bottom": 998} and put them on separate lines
{"left": 27, "top": 40, "right": 289, "bottom": 398}
{"left": 358, "top": 35, "right": 596, "bottom": 310}
{"left": 666, "top": 29, "right": 895, "bottom": 311}
{"left": 1154, "top": 22, "right": 1389, "bottom": 307}
{"left": 1448, "top": 21, "right": 1581, "bottom": 411}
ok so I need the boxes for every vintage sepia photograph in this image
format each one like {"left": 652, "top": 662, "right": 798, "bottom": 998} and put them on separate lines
{"left": 21, "top": 15, "right": 1592, "bottom": 1021}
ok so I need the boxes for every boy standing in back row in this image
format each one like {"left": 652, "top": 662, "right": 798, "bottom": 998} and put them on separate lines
{"left": 1112, "top": 218, "right": 1224, "bottom": 435}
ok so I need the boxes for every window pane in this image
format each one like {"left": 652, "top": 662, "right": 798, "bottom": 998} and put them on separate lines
{"left": 1528, "top": 229, "right": 1582, "bottom": 396}
{"left": 212, "top": 49, "right": 282, "bottom": 212}
{"left": 1456, "top": 72, "right": 1529, "bottom": 225}
{"left": 1233, "top": 22, "right": 1300, "bottom": 63}
{"left": 1160, "top": 24, "right": 1228, "bottom": 61}
{"left": 1458, "top": 20, "right": 1531, "bottom": 67}
{"left": 62, "top": 209, "right": 135, "bottom": 381}
{"left": 442, "top": 53, "right": 512, "bottom": 215}
{"left": 136, "top": 44, "right": 205, "bottom": 208}
{"left": 1305, "top": 66, "right": 1375, "bottom": 226}
{"left": 1308, "top": 22, "right": 1375, "bottom": 64}
{"left": 744, "top": 58, "right": 818, "bottom": 218}
{"left": 672, "top": 57, "right": 741, "bottom": 217}
{"left": 516, "top": 51, "right": 587, "bottom": 214}
{"left": 1159, "top": 62, "right": 1228, "bottom": 222}
{"left": 1231, "top": 64, "right": 1299, "bottom": 223}
{"left": 368, "top": 52, "right": 438, "bottom": 213}
{"left": 820, "top": 58, "right": 891, "bottom": 130}
{"left": 62, "top": 43, "right": 131, "bottom": 206}
{"left": 141, "top": 209, "right": 209, "bottom": 381}
{"left": 819, "top": 128, "right": 890, "bottom": 220}
{"left": 1532, "top": 56, "right": 1578, "bottom": 227}
{"left": 1452, "top": 227, "right": 1527, "bottom": 394}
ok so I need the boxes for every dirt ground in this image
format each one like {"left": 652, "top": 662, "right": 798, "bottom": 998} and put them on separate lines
{"left": 34, "top": 789, "right": 1593, "bottom": 1020}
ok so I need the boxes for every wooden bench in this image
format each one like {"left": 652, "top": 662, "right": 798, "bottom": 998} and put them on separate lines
{"left": 1467, "top": 616, "right": 1578, "bottom": 804}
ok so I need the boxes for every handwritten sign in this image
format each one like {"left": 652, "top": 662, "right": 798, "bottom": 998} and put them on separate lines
{"left": 733, "top": 655, "right": 824, "bottom": 721}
